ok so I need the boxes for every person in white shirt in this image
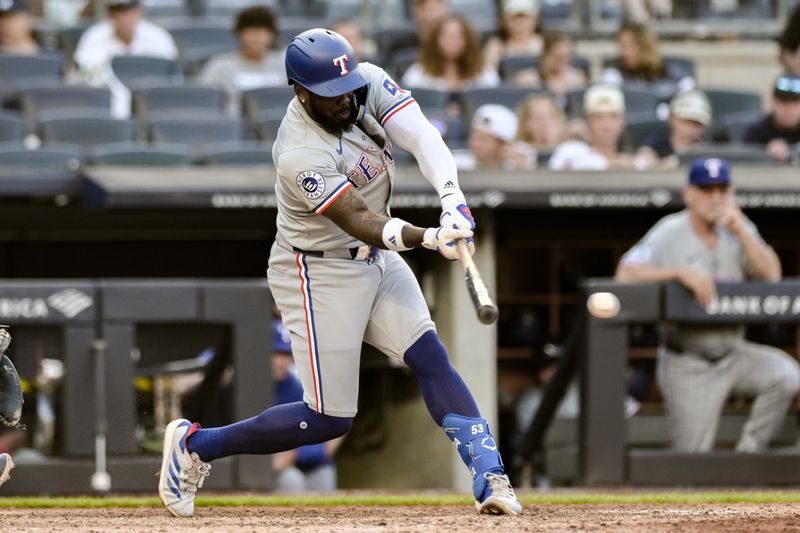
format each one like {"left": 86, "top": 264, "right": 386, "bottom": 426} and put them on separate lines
{"left": 74, "top": 0, "right": 178, "bottom": 118}
{"left": 198, "top": 5, "right": 284, "bottom": 117}
{"left": 453, "top": 103, "right": 535, "bottom": 170}
{"left": 549, "top": 84, "right": 636, "bottom": 171}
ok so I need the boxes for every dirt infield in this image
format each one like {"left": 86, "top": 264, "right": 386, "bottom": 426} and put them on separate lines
{"left": 2, "top": 503, "right": 800, "bottom": 532}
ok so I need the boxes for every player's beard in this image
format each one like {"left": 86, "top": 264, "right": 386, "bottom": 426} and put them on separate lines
{"left": 308, "top": 93, "right": 357, "bottom": 136}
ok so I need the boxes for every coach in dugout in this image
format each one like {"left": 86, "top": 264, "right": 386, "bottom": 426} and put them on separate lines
{"left": 615, "top": 158, "right": 800, "bottom": 453}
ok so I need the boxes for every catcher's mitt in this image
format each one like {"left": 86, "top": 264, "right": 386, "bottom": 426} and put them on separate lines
{"left": 0, "top": 326, "right": 23, "bottom": 428}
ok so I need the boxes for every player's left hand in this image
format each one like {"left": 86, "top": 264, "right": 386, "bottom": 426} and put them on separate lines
{"left": 422, "top": 227, "right": 474, "bottom": 261}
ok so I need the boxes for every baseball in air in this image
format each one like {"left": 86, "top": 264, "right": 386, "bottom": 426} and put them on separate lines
{"left": 587, "top": 292, "right": 620, "bottom": 318}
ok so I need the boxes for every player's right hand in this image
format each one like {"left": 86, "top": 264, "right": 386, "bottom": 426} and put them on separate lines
{"left": 422, "top": 227, "right": 474, "bottom": 261}
{"left": 677, "top": 267, "right": 717, "bottom": 308}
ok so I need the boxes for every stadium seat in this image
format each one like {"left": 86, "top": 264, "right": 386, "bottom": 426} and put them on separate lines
{"left": 702, "top": 88, "right": 762, "bottom": 140}
{"left": 168, "top": 24, "right": 237, "bottom": 61}
{"left": 0, "top": 54, "right": 63, "bottom": 85}
{"left": 20, "top": 85, "right": 111, "bottom": 118}
{"left": 406, "top": 87, "right": 449, "bottom": 112}
{"left": 460, "top": 86, "right": 540, "bottom": 122}
{"left": 662, "top": 56, "right": 696, "bottom": 80}
{"left": 149, "top": 116, "right": 243, "bottom": 146}
{"left": 139, "top": 0, "right": 191, "bottom": 20}
{"left": 621, "top": 113, "right": 670, "bottom": 151}
{"left": 37, "top": 111, "right": 135, "bottom": 148}
{"left": 254, "top": 109, "right": 285, "bottom": 141}
{"left": 721, "top": 111, "right": 762, "bottom": 142}
{"left": 88, "top": 141, "right": 195, "bottom": 166}
{"left": 376, "top": 28, "right": 420, "bottom": 60}
{"left": 0, "top": 141, "right": 83, "bottom": 170}
{"left": 132, "top": 85, "right": 227, "bottom": 117}
{"left": 111, "top": 56, "right": 182, "bottom": 89}
{"left": 203, "top": 0, "right": 279, "bottom": 19}
{"left": 277, "top": 17, "right": 326, "bottom": 47}
{"left": 242, "top": 86, "right": 295, "bottom": 123}
{"left": 196, "top": 140, "right": 274, "bottom": 165}
{"left": 56, "top": 24, "right": 90, "bottom": 66}
{"left": 678, "top": 143, "right": 775, "bottom": 165}
{"left": 0, "top": 112, "right": 24, "bottom": 142}
{"left": 390, "top": 48, "right": 420, "bottom": 80}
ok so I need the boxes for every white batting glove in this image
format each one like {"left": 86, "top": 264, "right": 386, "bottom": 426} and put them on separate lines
{"left": 422, "top": 227, "right": 474, "bottom": 261}
{"left": 440, "top": 191, "right": 476, "bottom": 233}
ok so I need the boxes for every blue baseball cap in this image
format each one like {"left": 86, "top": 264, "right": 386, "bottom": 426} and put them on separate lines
{"left": 688, "top": 157, "right": 731, "bottom": 187}
{"left": 272, "top": 318, "right": 292, "bottom": 354}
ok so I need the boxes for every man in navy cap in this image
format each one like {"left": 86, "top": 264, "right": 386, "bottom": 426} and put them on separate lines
{"left": 616, "top": 158, "right": 800, "bottom": 453}
{"left": 0, "top": 0, "right": 41, "bottom": 55}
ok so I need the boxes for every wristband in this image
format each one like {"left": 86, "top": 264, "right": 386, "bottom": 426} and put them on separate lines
{"left": 382, "top": 217, "right": 413, "bottom": 251}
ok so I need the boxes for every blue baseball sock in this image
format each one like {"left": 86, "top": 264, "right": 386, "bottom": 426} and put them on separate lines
{"left": 186, "top": 401, "right": 352, "bottom": 462}
{"left": 403, "top": 330, "right": 480, "bottom": 425}
{"left": 443, "top": 413, "right": 505, "bottom": 501}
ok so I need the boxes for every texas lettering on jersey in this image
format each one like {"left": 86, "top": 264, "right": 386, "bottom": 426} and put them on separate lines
{"left": 346, "top": 139, "right": 395, "bottom": 189}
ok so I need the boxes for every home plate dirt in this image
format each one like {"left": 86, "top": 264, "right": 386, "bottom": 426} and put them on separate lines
{"left": 1, "top": 504, "right": 800, "bottom": 532}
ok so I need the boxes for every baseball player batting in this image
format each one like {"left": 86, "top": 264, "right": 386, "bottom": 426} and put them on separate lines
{"left": 158, "top": 29, "right": 521, "bottom": 517}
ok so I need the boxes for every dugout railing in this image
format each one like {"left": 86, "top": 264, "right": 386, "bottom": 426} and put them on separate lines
{"left": 542, "top": 279, "right": 800, "bottom": 486}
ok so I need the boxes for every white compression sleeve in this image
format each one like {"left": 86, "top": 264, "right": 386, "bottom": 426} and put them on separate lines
{"left": 382, "top": 100, "right": 461, "bottom": 200}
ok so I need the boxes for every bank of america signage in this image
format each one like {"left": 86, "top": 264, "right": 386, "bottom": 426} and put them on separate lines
{"left": 706, "top": 294, "right": 800, "bottom": 317}
{"left": 0, "top": 289, "right": 93, "bottom": 319}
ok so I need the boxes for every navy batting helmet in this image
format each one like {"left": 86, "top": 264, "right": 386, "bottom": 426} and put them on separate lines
{"left": 285, "top": 28, "right": 368, "bottom": 97}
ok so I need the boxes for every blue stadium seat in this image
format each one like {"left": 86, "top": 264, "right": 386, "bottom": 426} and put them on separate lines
{"left": 0, "top": 54, "right": 63, "bottom": 85}
{"left": 0, "top": 141, "right": 84, "bottom": 170}
{"left": 702, "top": 88, "right": 762, "bottom": 141}
{"left": 20, "top": 85, "right": 111, "bottom": 118}
{"left": 0, "top": 112, "right": 24, "bottom": 143}
{"left": 460, "top": 86, "right": 542, "bottom": 122}
{"left": 38, "top": 111, "right": 135, "bottom": 148}
{"left": 196, "top": 140, "right": 274, "bottom": 165}
{"left": 253, "top": 109, "right": 285, "bottom": 141}
{"left": 499, "top": 55, "right": 590, "bottom": 82}
{"left": 88, "top": 141, "right": 195, "bottom": 166}
{"left": 168, "top": 24, "right": 237, "bottom": 61}
{"left": 622, "top": 112, "right": 670, "bottom": 151}
{"left": 132, "top": 85, "right": 227, "bottom": 117}
{"left": 242, "top": 86, "right": 295, "bottom": 123}
{"left": 111, "top": 56, "right": 182, "bottom": 89}
{"left": 149, "top": 116, "right": 243, "bottom": 146}
{"left": 57, "top": 24, "right": 91, "bottom": 66}
{"left": 721, "top": 111, "right": 762, "bottom": 142}
{"left": 407, "top": 87, "right": 450, "bottom": 112}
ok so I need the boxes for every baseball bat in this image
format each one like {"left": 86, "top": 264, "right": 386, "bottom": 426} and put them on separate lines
{"left": 456, "top": 240, "right": 499, "bottom": 325}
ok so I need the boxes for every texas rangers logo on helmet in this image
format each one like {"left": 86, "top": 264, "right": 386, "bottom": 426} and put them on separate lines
{"left": 333, "top": 54, "right": 349, "bottom": 76}
{"left": 296, "top": 170, "right": 326, "bottom": 199}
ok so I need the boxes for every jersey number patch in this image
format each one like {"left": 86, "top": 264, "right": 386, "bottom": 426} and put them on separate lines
{"left": 296, "top": 170, "right": 326, "bottom": 200}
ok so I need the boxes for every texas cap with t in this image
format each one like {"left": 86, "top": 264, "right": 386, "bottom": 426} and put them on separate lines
{"left": 584, "top": 84, "right": 625, "bottom": 115}
{"left": 688, "top": 157, "right": 731, "bottom": 187}
{"left": 471, "top": 103, "right": 518, "bottom": 143}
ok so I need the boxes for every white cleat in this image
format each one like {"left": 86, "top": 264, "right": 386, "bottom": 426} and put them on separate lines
{"left": 158, "top": 418, "right": 211, "bottom": 518}
{"left": 475, "top": 473, "right": 523, "bottom": 516}
{"left": 0, "top": 452, "right": 13, "bottom": 488}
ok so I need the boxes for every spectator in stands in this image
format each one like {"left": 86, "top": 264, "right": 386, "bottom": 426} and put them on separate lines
{"left": 483, "top": 0, "right": 542, "bottom": 72}
{"left": 778, "top": 2, "right": 800, "bottom": 76}
{"left": 270, "top": 319, "right": 343, "bottom": 492}
{"left": 521, "top": 31, "right": 586, "bottom": 102}
{"left": 548, "top": 84, "right": 635, "bottom": 170}
{"left": 412, "top": 0, "right": 450, "bottom": 46}
{"left": 601, "top": 21, "right": 693, "bottom": 92}
{"left": 515, "top": 93, "right": 566, "bottom": 160}
{"left": 453, "top": 103, "right": 535, "bottom": 170}
{"left": 0, "top": 0, "right": 40, "bottom": 54}
{"left": 329, "top": 18, "right": 376, "bottom": 63}
{"left": 199, "top": 6, "right": 284, "bottom": 117}
{"left": 74, "top": 0, "right": 177, "bottom": 118}
{"left": 401, "top": 14, "right": 500, "bottom": 92}
{"left": 743, "top": 74, "right": 800, "bottom": 164}
{"left": 616, "top": 157, "right": 799, "bottom": 453}
{"left": 636, "top": 89, "right": 711, "bottom": 168}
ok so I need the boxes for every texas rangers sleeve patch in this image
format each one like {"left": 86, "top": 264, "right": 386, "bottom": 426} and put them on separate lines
{"left": 296, "top": 171, "right": 326, "bottom": 200}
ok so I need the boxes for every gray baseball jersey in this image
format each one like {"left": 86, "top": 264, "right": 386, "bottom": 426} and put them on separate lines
{"left": 272, "top": 62, "right": 415, "bottom": 252}
{"left": 267, "top": 63, "right": 435, "bottom": 417}
{"left": 621, "top": 209, "right": 765, "bottom": 359}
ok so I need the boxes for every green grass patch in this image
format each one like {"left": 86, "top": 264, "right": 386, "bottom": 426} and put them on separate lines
{"left": 1, "top": 491, "right": 799, "bottom": 509}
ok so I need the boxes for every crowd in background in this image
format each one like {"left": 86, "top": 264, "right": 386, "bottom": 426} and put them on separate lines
{"left": 0, "top": 0, "right": 797, "bottom": 167}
